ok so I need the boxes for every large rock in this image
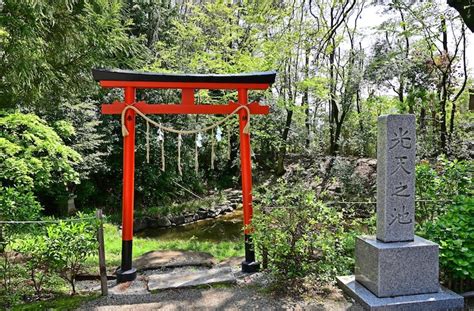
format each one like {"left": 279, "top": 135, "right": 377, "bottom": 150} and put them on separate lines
{"left": 170, "top": 215, "right": 185, "bottom": 225}
{"left": 147, "top": 266, "right": 236, "bottom": 291}
{"left": 153, "top": 216, "right": 172, "bottom": 228}
{"left": 133, "top": 218, "right": 150, "bottom": 233}
{"left": 353, "top": 158, "right": 377, "bottom": 183}
{"left": 133, "top": 250, "right": 216, "bottom": 271}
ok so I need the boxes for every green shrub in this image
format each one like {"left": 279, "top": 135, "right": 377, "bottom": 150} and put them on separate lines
{"left": 17, "top": 235, "right": 50, "bottom": 297}
{"left": 415, "top": 156, "right": 473, "bottom": 224}
{"left": 44, "top": 218, "right": 97, "bottom": 294}
{"left": 253, "top": 180, "right": 360, "bottom": 286}
{"left": 0, "top": 253, "right": 29, "bottom": 308}
{"left": 0, "top": 113, "right": 81, "bottom": 191}
{"left": 419, "top": 196, "right": 474, "bottom": 285}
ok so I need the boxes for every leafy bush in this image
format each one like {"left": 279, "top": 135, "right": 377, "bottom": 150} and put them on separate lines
{"left": 16, "top": 235, "right": 51, "bottom": 297}
{"left": 0, "top": 113, "right": 81, "bottom": 190}
{"left": 253, "top": 180, "right": 361, "bottom": 286}
{"left": 0, "top": 187, "right": 42, "bottom": 252}
{"left": 416, "top": 157, "right": 473, "bottom": 290}
{"left": 0, "top": 112, "right": 81, "bottom": 217}
{"left": 0, "top": 216, "right": 98, "bottom": 307}
{"left": 418, "top": 196, "right": 474, "bottom": 288}
{"left": 0, "top": 253, "right": 28, "bottom": 308}
{"left": 415, "top": 156, "right": 473, "bottom": 224}
{"left": 45, "top": 218, "right": 97, "bottom": 294}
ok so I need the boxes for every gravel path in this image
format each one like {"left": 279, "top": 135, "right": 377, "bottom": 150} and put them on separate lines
{"left": 77, "top": 287, "right": 351, "bottom": 311}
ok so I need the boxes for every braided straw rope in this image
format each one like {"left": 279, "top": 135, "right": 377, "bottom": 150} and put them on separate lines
{"left": 121, "top": 104, "right": 251, "bottom": 137}
{"left": 120, "top": 104, "right": 251, "bottom": 174}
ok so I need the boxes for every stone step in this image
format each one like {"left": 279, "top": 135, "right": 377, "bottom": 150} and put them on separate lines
{"left": 134, "top": 250, "right": 215, "bottom": 271}
{"left": 147, "top": 267, "right": 236, "bottom": 291}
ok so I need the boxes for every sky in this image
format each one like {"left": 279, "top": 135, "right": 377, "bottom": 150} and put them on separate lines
{"left": 357, "top": 1, "right": 474, "bottom": 72}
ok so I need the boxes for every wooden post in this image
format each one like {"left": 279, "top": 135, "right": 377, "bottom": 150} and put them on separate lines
{"left": 96, "top": 209, "right": 108, "bottom": 296}
{"left": 117, "top": 86, "right": 137, "bottom": 283}
{"left": 238, "top": 88, "right": 260, "bottom": 273}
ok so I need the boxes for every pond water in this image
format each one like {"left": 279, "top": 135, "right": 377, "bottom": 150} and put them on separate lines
{"left": 137, "top": 209, "right": 244, "bottom": 242}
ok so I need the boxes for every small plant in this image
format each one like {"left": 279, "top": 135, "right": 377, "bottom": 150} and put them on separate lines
{"left": 45, "top": 217, "right": 97, "bottom": 295}
{"left": 253, "top": 180, "right": 360, "bottom": 287}
{"left": 418, "top": 196, "right": 474, "bottom": 291}
{"left": 415, "top": 156, "right": 473, "bottom": 225}
{"left": 16, "top": 235, "right": 50, "bottom": 297}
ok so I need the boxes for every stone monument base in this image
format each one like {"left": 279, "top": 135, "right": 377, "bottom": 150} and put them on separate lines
{"left": 355, "top": 235, "right": 439, "bottom": 297}
{"left": 337, "top": 276, "right": 464, "bottom": 311}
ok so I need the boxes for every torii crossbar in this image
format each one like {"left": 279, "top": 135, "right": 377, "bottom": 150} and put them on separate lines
{"left": 93, "top": 69, "right": 276, "bottom": 283}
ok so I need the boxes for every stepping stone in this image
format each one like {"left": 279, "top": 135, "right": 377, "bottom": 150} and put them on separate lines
{"left": 216, "top": 256, "right": 244, "bottom": 268}
{"left": 147, "top": 266, "right": 236, "bottom": 291}
{"left": 108, "top": 278, "right": 150, "bottom": 295}
{"left": 133, "top": 250, "right": 215, "bottom": 271}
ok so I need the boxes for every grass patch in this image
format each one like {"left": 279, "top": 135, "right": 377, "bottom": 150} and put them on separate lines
{"left": 85, "top": 224, "right": 244, "bottom": 269}
{"left": 12, "top": 294, "right": 98, "bottom": 311}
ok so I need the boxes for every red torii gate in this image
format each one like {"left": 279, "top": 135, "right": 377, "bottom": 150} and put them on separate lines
{"left": 92, "top": 69, "right": 276, "bottom": 283}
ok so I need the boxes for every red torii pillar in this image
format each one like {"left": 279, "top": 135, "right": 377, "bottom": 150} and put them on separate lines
{"left": 93, "top": 69, "right": 276, "bottom": 282}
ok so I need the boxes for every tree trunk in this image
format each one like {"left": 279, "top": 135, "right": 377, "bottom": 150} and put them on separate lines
{"left": 398, "top": 78, "right": 405, "bottom": 106}
{"left": 419, "top": 107, "right": 426, "bottom": 134}
{"left": 439, "top": 16, "right": 448, "bottom": 154}
{"left": 276, "top": 109, "right": 293, "bottom": 175}
{"left": 328, "top": 47, "right": 338, "bottom": 155}
{"left": 304, "top": 50, "right": 311, "bottom": 148}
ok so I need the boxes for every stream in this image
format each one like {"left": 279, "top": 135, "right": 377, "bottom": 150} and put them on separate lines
{"left": 136, "top": 209, "right": 244, "bottom": 242}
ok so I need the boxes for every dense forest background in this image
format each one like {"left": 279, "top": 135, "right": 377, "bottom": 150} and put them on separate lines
{"left": 0, "top": 0, "right": 472, "bottom": 216}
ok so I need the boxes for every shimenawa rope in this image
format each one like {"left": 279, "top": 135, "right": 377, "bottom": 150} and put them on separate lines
{"left": 121, "top": 104, "right": 251, "bottom": 174}
{"left": 121, "top": 104, "right": 250, "bottom": 137}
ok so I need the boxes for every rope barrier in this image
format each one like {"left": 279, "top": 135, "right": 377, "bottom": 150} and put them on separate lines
{"left": 211, "top": 128, "right": 215, "bottom": 170}
{"left": 121, "top": 104, "right": 251, "bottom": 172}
{"left": 0, "top": 217, "right": 97, "bottom": 225}
{"left": 121, "top": 104, "right": 250, "bottom": 137}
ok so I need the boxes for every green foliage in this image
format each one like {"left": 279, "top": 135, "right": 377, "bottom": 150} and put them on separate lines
{"left": 11, "top": 293, "right": 97, "bottom": 311}
{"left": 0, "top": 112, "right": 81, "bottom": 219}
{"left": 419, "top": 196, "right": 474, "bottom": 283}
{"left": 253, "top": 180, "right": 358, "bottom": 285}
{"left": 16, "top": 234, "right": 51, "bottom": 297}
{"left": 415, "top": 156, "right": 473, "bottom": 224}
{"left": 150, "top": 1, "right": 277, "bottom": 74}
{"left": 415, "top": 157, "right": 473, "bottom": 288}
{"left": 0, "top": 0, "right": 146, "bottom": 109}
{"left": 0, "top": 112, "right": 81, "bottom": 190}
{"left": 0, "top": 252, "right": 29, "bottom": 308}
{"left": 44, "top": 217, "right": 97, "bottom": 294}
{"left": 1, "top": 215, "right": 97, "bottom": 307}
{"left": 341, "top": 95, "right": 399, "bottom": 157}
{"left": 0, "top": 188, "right": 42, "bottom": 223}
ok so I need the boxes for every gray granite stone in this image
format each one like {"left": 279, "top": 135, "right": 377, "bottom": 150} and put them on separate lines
{"left": 147, "top": 266, "right": 235, "bottom": 291}
{"left": 377, "top": 114, "right": 416, "bottom": 242}
{"left": 355, "top": 235, "right": 439, "bottom": 297}
{"left": 108, "top": 278, "right": 150, "bottom": 295}
{"left": 337, "top": 275, "right": 464, "bottom": 311}
{"left": 133, "top": 250, "right": 215, "bottom": 271}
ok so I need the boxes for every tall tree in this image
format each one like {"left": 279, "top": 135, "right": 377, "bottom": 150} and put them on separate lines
{"left": 0, "top": 0, "right": 145, "bottom": 109}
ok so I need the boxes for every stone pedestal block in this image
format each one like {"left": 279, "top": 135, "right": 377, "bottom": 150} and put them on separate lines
{"left": 337, "top": 276, "right": 464, "bottom": 311}
{"left": 355, "top": 235, "right": 439, "bottom": 297}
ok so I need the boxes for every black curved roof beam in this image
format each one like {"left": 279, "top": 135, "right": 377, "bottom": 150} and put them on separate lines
{"left": 92, "top": 69, "right": 277, "bottom": 85}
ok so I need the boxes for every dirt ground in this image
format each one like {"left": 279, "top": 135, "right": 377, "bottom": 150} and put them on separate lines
{"left": 78, "top": 286, "right": 352, "bottom": 311}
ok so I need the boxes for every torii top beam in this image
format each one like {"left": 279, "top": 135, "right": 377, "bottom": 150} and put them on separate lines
{"left": 92, "top": 68, "right": 276, "bottom": 89}
{"left": 92, "top": 69, "right": 276, "bottom": 115}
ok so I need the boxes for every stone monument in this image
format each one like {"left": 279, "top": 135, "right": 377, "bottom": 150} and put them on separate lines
{"left": 337, "top": 115, "right": 464, "bottom": 310}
